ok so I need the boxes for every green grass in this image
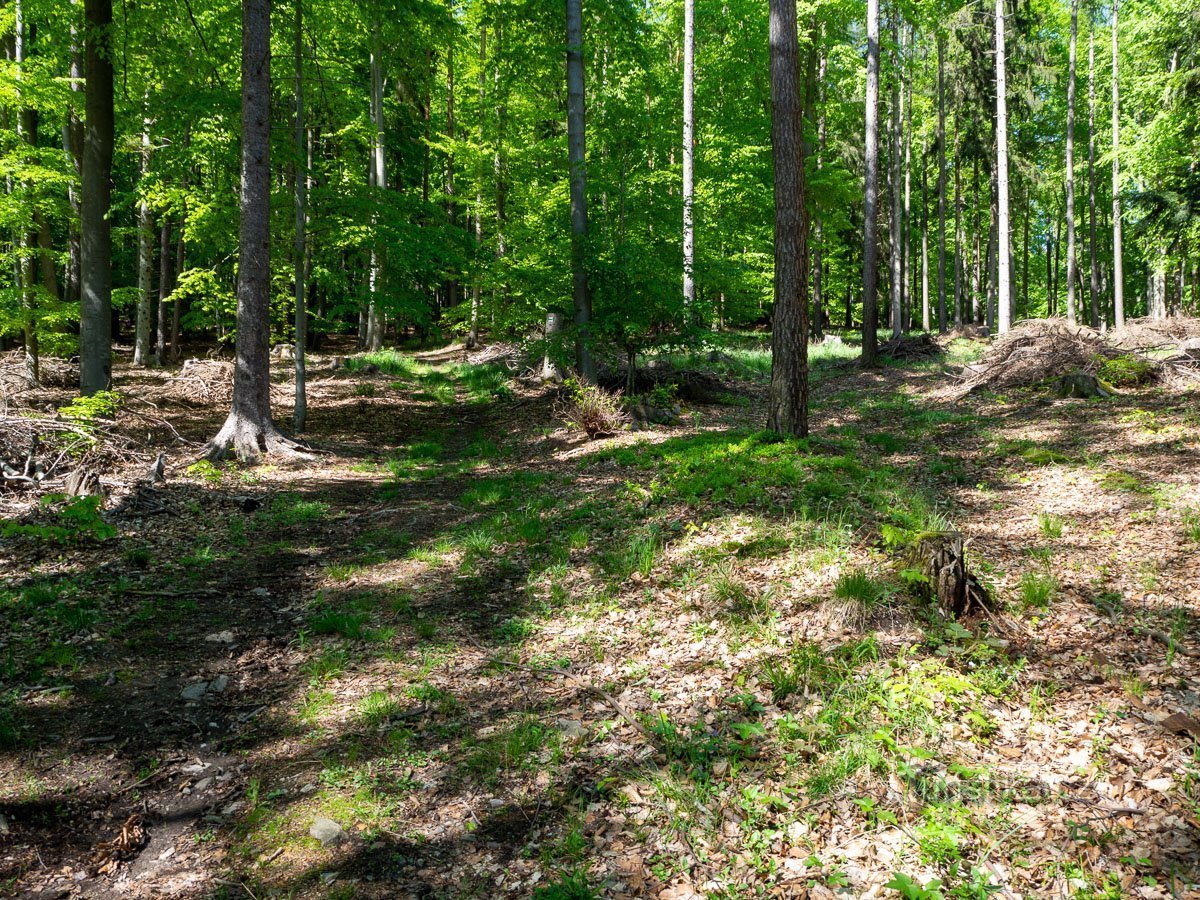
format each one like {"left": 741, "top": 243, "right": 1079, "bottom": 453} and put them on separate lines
{"left": 1019, "top": 570, "right": 1058, "bottom": 611}
{"left": 1036, "top": 511, "right": 1065, "bottom": 539}
{"left": 833, "top": 569, "right": 888, "bottom": 605}
{"left": 463, "top": 715, "right": 557, "bottom": 785}
{"left": 259, "top": 494, "right": 330, "bottom": 527}
{"left": 307, "top": 608, "right": 370, "bottom": 640}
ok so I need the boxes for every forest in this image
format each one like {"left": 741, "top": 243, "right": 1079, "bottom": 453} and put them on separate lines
{"left": 1, "top": 0, "right": 1200, "bottom": 896}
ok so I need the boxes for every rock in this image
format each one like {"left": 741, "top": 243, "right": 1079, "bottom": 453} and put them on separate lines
{"left": 193, "top": 777, "right": 214, "bottom": 792}
{"left": 205, "top": 631, "right": 234, "bottom": 644}
{"left": 251, "top": 587, "right": 270, "bottom": 599}
{"left": 557, "top": 719, "right": 586, "bottom": 742}
{"left": 300, "top": 782, "right": 318, "bottom": 794}
{"left": 309, "top": 817, "right": 346, "bottom": 847}
{"left": 319, "top": 872, "right": 340, "bottom": 885}
{"left": 180, "top": 681, "right": 208, "bottom": 701}
{"left": 209, "top": 675, "right": 230, "bottom": 694}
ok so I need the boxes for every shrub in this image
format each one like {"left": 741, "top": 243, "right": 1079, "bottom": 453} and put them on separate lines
{"left": 559, "top": 379, "right": 628, "bottom": 439}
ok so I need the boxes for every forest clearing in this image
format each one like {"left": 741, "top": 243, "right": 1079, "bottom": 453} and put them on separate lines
{"left": 2, "top": 322, "right": 1200, "bottom": 898}
{"left": 6, "top": 0, "right": 1200, "bottom": 896}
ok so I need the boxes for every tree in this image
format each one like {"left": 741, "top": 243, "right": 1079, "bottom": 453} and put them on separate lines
{"left": 994, "top": 0, "right": 1012, "bottom": 334}
{"left": 207, "top": 0, "right": 293, "bottom": 461}
{"left": 861, "top": 0, "right": 881, "bottom": 365}
{"left": 936, "top": 29, "right": 947, "bottom": 333}
{"left": 293, "top": 0, "right": 307, "bottom": 433}
{"left": 682, "top": 0, "right": 696, "bottom": 312}
{"left": 1087, "top": 1, "right": 1100, "bottom": 329}
{"left": 566, "top": 0, "right": 594, "bottom": 380}
{"left": 1111, "top": 0, "right": 1124, "bottom": 327}
{"left": 80, "top": 0, "right": 115, "bottom": 395}
{"left": 766, "top": 0, "right": 807, "bottom": 438}
{"left": 889, "top": 9, "right": 903, "bottom": 340}
{"left": 1065, "top": 0, "right": 1078, "bottom": 326}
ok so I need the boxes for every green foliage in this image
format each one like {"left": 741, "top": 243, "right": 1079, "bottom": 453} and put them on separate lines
{"left": 1097, "top": 355, "right": 1154, "bottom": 387}
{"left": 3, "top": 495, "right": 116, "bottom": 544}
{"left": 57, "top": 391, "right": 121, "bottom": 426}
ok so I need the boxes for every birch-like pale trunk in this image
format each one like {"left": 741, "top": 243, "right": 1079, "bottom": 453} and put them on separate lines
{"left": 889, "top": 10, "right": 902, "bottom": 339}
{"left": 682, "top": 0, "right": 696, "bottom": 309}
{"left": 293, "top": 0, "right": 308, "bottom": 432}
{"left": 366, "top": 28, "right": 386, "bottom": 352}
{"left": 135, "top": 106, "right": 155, "bottom": 366}
{"left": 566, "top": 0, "right": 594, "bottom": 380}
{"left": 1111, "top": 0, "right": 1124, "bottom": 327}
{"left": 861, "top": 0, "right": 881, "bottom": 364}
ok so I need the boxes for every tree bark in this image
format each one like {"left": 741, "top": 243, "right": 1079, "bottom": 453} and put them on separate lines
{"left": 566, "top": 0, "right": 594, "bottom": 380}
{"left": 80, "top": 0, "right": 114, "bottom": 395}
{"left": 156, "top": 219, "right": 172, "bottom": 364}
{"left": 293, "top": 0, "right": 308, "bottom": 433}
{"left": 766, "top": 0, "right": 808, "bottom": 438}
{"left": 366, "top": 27, "right": 386, "bottom": 352}
{"left": 1111, "top": 0, "right": 1124, "bottom": 328}
{"left": 994, "top": 0, "right": 1012, "bottom": 333}
{"left": 889, "top": 9, "right": 902, "bottom": 340}
{"left": 134, "top": 106, "right": 155, "bottom": 366}
{"left": 1065, "top": 0, "right": 1078, "bottom": 326}
{"left": 936, "top": 31, "right": 947, "bottom": 332}
{"left": 207, "top": 0, "right": 294, "bottom": 462}
{"left": 861, "top": 0, "right": 881, "bottom": 365}
{"left": 682, "top": 0, "right": 696, "bottom": 310}
{"left": 1087, "top": 5, "right": 1100, "bottom": 329}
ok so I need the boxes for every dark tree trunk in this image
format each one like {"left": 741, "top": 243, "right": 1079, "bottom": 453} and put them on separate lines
{"left": 293, "top": 0, "right": 308, "bottom": 433}
{"left": 80, "top": 0, "right": 114, "bottom": 395}
{"left": 207, "top": 0, "right": 294, "bottom": 461}
{"left": 566, "top": 0, "right": 594, "bottom": 380}
{"left": 766, "top": 0, "right": 808, "bottom": 437}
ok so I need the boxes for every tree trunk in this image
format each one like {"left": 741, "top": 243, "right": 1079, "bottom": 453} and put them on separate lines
{"left": 15, "top": 0, "right": 39, "bottom": 382}
{"left": 293, "top": 0, "right": 308, "bottom": 433}
{"left": 953, "top": 114, "right": 962, "bottom": 326}
{"left": 766, "top": 0, "right": 808, "bottom": 437}
{"left": 936, "top": 32, "right": 947, "bottom": 333}
{"left": 80, "top": 0, "right": 114, "bottom": 395}
{"left": 812, "top": 44, "right": 827, "bottom": 341}
{"left": 994, "top": 0, "right": 1012, "bottom": 333}
{"left": 1087, "top": 7, "right": 1100, "bottom": 329}
{"left": 682, "top": 0, "right": 696, "bottom": 310}
{"left": 65, "top": 1, "right": 84, "bottom": 308}
{"left": 1065, "top": 0, "right": 1078, "bottom": 326}
{"left": 134, "top": 107, "right": 155, "bottom": 366}
{"left": 861, "top": 0, "right": 881, "bottom": 365}
{"left": 922, "top": 139, "right": 930, "bottom": 332}
{"left": 207, "top": 0, "right": 294, "bottom": 462}
{"left": 156, "top": 219, "right": 172, "bottom": 364}
{"left": 366, "top": 27, "right": 386, "bottom": 352}
{"left": 1111, "top": 0, "right": 1124, "bottom": 328}
{"left": 566, "top": 0, "right": 594, "bottom": 380}
{"left": 889, "top": 10, "right": 902, "bottom": 340}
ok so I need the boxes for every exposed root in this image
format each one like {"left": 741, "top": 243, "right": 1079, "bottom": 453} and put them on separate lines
{"left": 205, "top": 412, "right": 310, "bottom": 464}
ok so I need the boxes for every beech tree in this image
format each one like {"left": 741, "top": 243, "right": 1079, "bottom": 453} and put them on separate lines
{"left": 207, "top": 0, "right": 293, "bottom": 461}
{"left": 861, "top": 0, "right": 881, "bottom": 365}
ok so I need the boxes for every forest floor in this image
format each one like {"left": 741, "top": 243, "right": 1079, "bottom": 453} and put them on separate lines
{"left": 2, "top": 330, "right": 1200, "bottom": 899}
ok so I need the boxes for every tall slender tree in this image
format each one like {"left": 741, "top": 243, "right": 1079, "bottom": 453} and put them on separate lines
{"left": 566, "top": 0, "right": 594, "bottom": 380}
{"left": 889, "top": 9, "right": 903, "bottom": 339}
{"left": 994, "top": 0, "right": 1012, "bottom": 333}
{"left": 682, "top": 0, "right": 695, "bottom": 310}
{"left": 207, "top": 0, "right": 293, "bottom": 461}
{"left": 1111, "top": 0, "right": 1124, "bottom": 328}
{"left": 1065, "top": 0, "right": 1078, "bottom": 326}
{"left": 861, "top": 0, "right": 881, "bottom": 364}
{"left": 80, "top": 0, "right": 115, "bottom": 394}
{"left": 766, "top": 0, "right": 807, "bottom": 437}
{"left": 1087, "top": 2, "right": 1100, "bottom": 329}
{"left": 293, "top": 0, "right": 307, "bottom": 433}
{"left": 936, "top": 30, "right": 947, "bottom": 333}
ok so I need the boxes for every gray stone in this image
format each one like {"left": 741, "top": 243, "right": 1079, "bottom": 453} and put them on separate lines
{"left": 309, "top": 817, "right": 346, "bottom": 847}
{"left": 209, "top": 675, "right": 230, "bottom": 694}
{"left": 180, "top": 681, "right": 208, "bottom": 701}
{"left": 193, "top": 777, "right": 214, "bottom": 792}
{"left": 205, "top": 631, "right": 234, "bottom": 643}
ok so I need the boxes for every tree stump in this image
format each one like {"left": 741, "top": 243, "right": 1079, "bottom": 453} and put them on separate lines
{"left": 914, "top": 532, "right": 991, "bottom": 619}
{"left": 1053, "top": 370, "right": 1112, "bottom": 399}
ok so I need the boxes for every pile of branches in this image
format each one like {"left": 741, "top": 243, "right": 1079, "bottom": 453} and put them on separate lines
{"left": 0, "top": 413, "right": 118, "bottom": 493}
{"left": 954, "top": 320, "right": 1124, "bottom": 395}
{"left": 466, "top": 341, "right": 524, "bottom": 370}
{"left": 160, "top": 359, "right": 236, "bottom": 406}
{"left": 1109, "top": 316, "right": 1200, "bottom": 351}
{"left": 879, "top": 332, "right": 942, "bottom": 360}
{"left": 0, "top": 352, "right": 78, "bottom": 405}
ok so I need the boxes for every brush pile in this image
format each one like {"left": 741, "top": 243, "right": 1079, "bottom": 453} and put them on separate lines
{"left": 955, "top": 320, "right": 1123, "bottom": 395}
{"left": 879, "top": 332, "right": 942, "bottom": 360}
{"left": 160, "top": 359, "right": 236, "bottom": 406}
{"left": 1109, "top": 316, "right": 1200, "bottom": 351}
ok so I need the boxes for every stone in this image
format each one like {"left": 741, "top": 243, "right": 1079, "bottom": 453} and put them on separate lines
{"left": 193, "top": 777, "right": 214, "bottom": 792}
{"left": 557, "top": 719, "right": 586, "bottom": 742}
{"left": 205, "top": 631, "right": 234, "bottom": 643}
{"left": 180, "top": 682, "right": 208, "bottom": 701}
{"left": 309, "top": 817, "right": 346, "bottom": 847}
{"left": 209, "top": 675, "right": 230, "bottom": 694}
{"left": 251, "top": 587, "right": 270, "bottom": 599}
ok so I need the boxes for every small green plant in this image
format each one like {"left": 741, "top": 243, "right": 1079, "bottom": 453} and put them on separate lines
{"left": 559, "top": 378, "right": 628, "bottom": 439}
{"left": 1035, "top": 511, "right": 1064, "bottom": 538}
{"left": 1019, "top": 570, "right": 1058, "bottom": 611}
{"left": 307, "top": 608, "right": 369, "bottom": 639}
{"left": 57, "top": 390, "right": 122, "bottom": 427}
{"left": 833, "top": 570, "right": 887, "bottom": 605}
{"left": 1099, "top": 470, "right": 1147, "bottom": 493}
{"left": 3, "top": 495, "right": 117, "bottom": 544}
{"left": 531, "top": 872, "right": 598, "bottom": 900}
{"left": 354, "top": 382, "right": 376, "bottom": 397}
{"left": 185, "top": 459, "right": 224, "bottom": 484}
{"left": 643, "top": 382, "right": 678, "bottom": 409}
{"left": 1181, "top": 508, "right": 1200, "bottom": 543}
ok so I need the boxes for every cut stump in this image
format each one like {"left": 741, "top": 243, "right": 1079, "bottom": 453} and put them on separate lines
{"left": 914, "top": 532, "right": 992, "bottom": 619}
